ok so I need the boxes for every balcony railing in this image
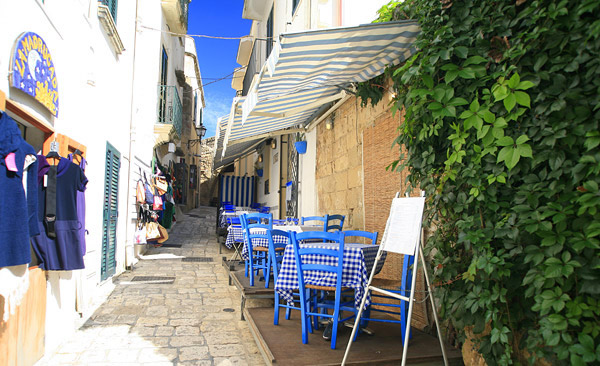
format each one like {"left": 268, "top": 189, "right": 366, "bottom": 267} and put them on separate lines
{"left": 161, "top": 0, "right": 190, "bottom": 34}
{"left": 178, "top": 0, "right": 189, "bottom": 29}
{"left": 157, "top": 85, "right": 182, "bottom": 137}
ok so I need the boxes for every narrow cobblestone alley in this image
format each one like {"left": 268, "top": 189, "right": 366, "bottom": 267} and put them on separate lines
{"left": 36, "top": 207, "right": 265, "bottom": 366}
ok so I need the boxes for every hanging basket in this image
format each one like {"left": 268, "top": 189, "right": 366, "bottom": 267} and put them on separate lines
{"left": 256, "top": 168, "right": 263, "bottom": 177}
{"left": 295, "top": 141, "right": 307, "bottom": 154}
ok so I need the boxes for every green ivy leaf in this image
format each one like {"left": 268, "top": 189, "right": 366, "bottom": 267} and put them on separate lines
{"left": 422, "top": 74, "right": 434, "bottom": 89}
{"left": 455, "top": 46, "right": 468, "bottom": 58}
{"left": 464, "top": 55, "right": 488, "bottom": 66}
{"left": 497, "top": 136, "right": 514, "bottom": 147}
{"left": 515, "top": 91, "right": 531, "bottom": 108}
{"left": 516, "top": 80, "right": 535, "bottom": 90}
{"left": 508, "top": 73, "right": 521, "bottom": 89}
{"left": 504, "top": 93, "right": 517, "bottom": 112}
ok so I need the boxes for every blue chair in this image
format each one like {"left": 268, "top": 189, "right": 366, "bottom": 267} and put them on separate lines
{"left": 290, "top": 230, "right": 357, "bottom": 349}
{"left": 326, "top": 214, "right": 345, "bottom": 232}
{"left": 259, "top": 206, "right": 271, "bottom": 213}
{"left": 358, "top": 254, "right": 414, "bottom": 344}
{"left": 250, "top": 202, "right": 261, "bottom": 210}
{"left": 273, "top": 218, "right": 299, "bottom": 225}
{"left": 342, "top": 230, "right": 378, "bottom": 245}
{"left": 223, "top": 204, "right": 236, "bottom": 213}
{"left": 300, "top": 215, "right": 328, "bottom": 231}
{"left": 241, "top": 213, "right": 273, "bottom": 287}
{"left": 268, "top": 229, "right": 305, "bottom": 326}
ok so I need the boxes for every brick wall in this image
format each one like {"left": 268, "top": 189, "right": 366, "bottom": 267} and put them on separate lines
{"left": 315, "top": 93, "right": 430, "bottom": 330}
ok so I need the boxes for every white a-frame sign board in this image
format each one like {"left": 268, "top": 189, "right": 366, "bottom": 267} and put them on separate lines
{"left": 341, "top": 194, "right": 449, "bottom": 366}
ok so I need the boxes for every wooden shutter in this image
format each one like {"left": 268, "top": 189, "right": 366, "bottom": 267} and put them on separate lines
{"left": 101, "top": 142, "right": 120, "bottom": 281}
{"left": 101, "top": 0, "right": 118, "bottom": 22}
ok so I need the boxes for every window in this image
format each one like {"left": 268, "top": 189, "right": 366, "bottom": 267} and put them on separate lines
{"left": 292, "top": 0, "right": 300, "bottom": 15}
{"left": 266, "top": 7, "right": 274, "bottom": 58}
{"left": 159, "top": 47, "right": 169, "bottom": 122}
{"left": 100, "top": 0, "right": 118, "bottom": 22}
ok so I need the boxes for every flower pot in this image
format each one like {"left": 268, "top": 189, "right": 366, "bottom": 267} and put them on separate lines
{"left": 256, "top": 168, "right": 263, "bottom": 177}
{"left": 295, "top": 141, "right": 307, "bottom": 154}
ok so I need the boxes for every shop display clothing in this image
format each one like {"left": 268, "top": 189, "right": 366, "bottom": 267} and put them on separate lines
{"left": 68, "top": 153, "right": 87, "bottom": 255}
{"left": 31, "top": 156, "right": 88, "bottom": 270}
{"left": 0, "top": 113, "right": 39, "bottom": 268}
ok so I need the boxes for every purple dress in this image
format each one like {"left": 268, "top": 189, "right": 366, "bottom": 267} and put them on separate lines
{"left": 32, "top": 157, "right": 88, "bottom": 270}
{"left": 68, "top": 154, "right": 87, "bottom": 255}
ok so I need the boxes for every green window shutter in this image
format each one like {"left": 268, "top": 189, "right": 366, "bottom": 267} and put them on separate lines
{"left": 101, "top": 142, "right": 121, "bottom": 281}
{"left": 100, "top": 0, "right": 118, "bottom": 22}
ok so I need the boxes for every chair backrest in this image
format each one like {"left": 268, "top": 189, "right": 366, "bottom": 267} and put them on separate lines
{"left": 259, "top": 206, "right": 271, "bottom": 213}
{"left": 250, "top": 202, "right": 261, "bottom": 210}
{"left": 326, "top": 214, "right": 345, "bottom": 232}
{"left": 227, "top": 217, "right": 241, "bottom": 226}
{"left": 223, "top": 204, "right": 236, "bottom": 212}
{"left": 300, "top": 215, "right": 328, "bottom": 231}
{"left": 291, "top": 231, "right": 345, "bottom": 290}
{"left": 241, "top": 213, "right": 273, "bottom": 250}
{"left": 342, "top": 230, "right": 378, "bottom": 245}
{"left": 268, "top": 229, "right": 290, "bottom": 281}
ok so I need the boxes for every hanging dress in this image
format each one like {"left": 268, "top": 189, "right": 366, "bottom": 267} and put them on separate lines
{"left": 68, "top": 153, "right": 87, "bottom": 256}
{"left": 31, "top": 156, "right": 88, "bottom": 270}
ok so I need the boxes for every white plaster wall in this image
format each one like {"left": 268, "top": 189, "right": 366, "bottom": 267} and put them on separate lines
{"left": 0, "top": 0, "right": 138, "bottom": 354}
{"left": 299, "top": 128, "right": 317, "bottom": 217}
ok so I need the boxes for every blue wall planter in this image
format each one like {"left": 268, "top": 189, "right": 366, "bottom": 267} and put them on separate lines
{"left": 256, "top": 168, "right": 263, "bottom": 177}
{"left": 295, "top": 141, "right": 307, "bottom": 154}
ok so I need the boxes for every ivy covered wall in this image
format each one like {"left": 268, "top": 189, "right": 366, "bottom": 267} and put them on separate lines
{"left": 359, "top": 1, "right": 600, "bottom": 364}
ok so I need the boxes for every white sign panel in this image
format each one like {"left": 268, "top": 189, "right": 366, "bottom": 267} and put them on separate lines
{"left": 381, "top": 197, "right": 426, "bottom": 255}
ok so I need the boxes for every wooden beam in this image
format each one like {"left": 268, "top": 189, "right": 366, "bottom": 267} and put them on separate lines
{"left": 5, "top": 98, "right": 54, "bottom": 134}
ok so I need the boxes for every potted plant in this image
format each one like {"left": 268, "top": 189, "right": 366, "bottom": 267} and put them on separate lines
{"left": 294, "top": 132, "right": 307, "bottom": 154}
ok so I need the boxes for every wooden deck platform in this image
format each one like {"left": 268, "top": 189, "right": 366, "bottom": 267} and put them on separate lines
{"left": 222, "top": 257, "right": 463, "bottom": 365}
{"left": 245, "top": 307, "right": 463, "bottom": 366}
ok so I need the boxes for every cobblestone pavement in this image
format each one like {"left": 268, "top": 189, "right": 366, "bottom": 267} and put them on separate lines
{"left": 36, "top": 207, "right": 266, "bottom": 366}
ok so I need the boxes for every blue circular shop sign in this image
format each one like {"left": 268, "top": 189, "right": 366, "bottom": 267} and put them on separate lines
{"left": 10, "top": 32, "right": 59, "bottom": 117}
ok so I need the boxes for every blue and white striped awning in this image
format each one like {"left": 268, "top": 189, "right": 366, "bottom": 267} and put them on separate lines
{"left": 213, "top": 115, "right": 262, "bottom": 170}
{"left": 219, "top": 20, "right": 420, "bottom": 156}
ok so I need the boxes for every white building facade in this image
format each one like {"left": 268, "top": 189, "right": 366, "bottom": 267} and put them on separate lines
{"left": 0, "top": 0, "right": 196, "bottom": 360}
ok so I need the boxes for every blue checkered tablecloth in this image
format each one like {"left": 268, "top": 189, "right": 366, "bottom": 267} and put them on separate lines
{"left": 224, "top": 226, "right": 244, "bottom": 248}
{"left": 274, "top": 242, "right": 386, "bottom": 309}
{"left": 225, "top": 226, "right": 319, "bottom": 258}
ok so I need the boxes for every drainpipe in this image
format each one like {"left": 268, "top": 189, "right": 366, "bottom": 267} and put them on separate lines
{"left": 124, "top": 0, "right": 141, "bottom": 269}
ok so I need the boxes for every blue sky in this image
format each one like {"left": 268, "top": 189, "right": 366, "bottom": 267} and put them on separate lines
{"left": 188, "top": 1, "right": 252, "bottom": 138}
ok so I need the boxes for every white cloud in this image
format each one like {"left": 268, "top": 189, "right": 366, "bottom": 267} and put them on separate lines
{"left": 202, "top": 92, "right": 234, "bottom": 138}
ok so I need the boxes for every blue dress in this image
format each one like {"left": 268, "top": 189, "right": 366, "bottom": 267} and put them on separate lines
{"left": 0, "top": 113, "right": 39, "bottom": 268}
{"left": 31, "top": 156, "right": 88, "bottom": 270}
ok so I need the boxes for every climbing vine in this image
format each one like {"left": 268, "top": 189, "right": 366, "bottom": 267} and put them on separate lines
{"left": 359, "top": 1, "right": 600, "bottom": 364}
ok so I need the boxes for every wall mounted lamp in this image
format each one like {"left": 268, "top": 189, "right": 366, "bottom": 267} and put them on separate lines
{"left": 271, "top": 138, "right": 277, "bottom": 149}
{"left": 326, "top": 112, "right": 335, "bottom": 130}
{"left": 187, "top": 124, "right": 207, "bottom": 149}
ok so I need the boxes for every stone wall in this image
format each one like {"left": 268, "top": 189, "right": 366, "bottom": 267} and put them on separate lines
{"left": 315, "top": 93, "right": 429, "bottom": 330}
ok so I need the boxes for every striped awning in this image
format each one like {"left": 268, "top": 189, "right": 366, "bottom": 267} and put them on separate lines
{"left": 219, "top": 20, "right": 420, "bottom": 156}
{"left": 213, "top": 115, "right": 262, "bottom": 170}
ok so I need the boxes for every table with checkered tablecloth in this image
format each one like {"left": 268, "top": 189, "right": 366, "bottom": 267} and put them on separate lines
{"left": 225, "top": 225, "right": 322, "bottom": 258}
{"left": 274, "top": 242, "right": 386, "bottom": 309}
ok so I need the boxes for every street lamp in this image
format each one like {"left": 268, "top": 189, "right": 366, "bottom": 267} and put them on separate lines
{"left": 187, "top": 124, "right": 207, "bottom": 148}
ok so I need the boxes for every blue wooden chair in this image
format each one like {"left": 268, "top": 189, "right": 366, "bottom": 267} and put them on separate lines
{"left": 357, "top": 254, "right": 414, "bottom": 344}
{"left": 291, "top": 230, "right": 356, "bottom": 349}
{"left": 223, "top": 204, "right": 236, "bottom": 213}
{"left": 259, "top": 206, "right": 271, "bottom": 213}
{"left": 272, "top": 218, "right": 299, "bottom": 225}
{"left": 250, "top": 202, "right": 261, "bottom": 210}
{"left": 326, "top": 214, "right": 345, "bottom": 232}
{"left": 300, "top": 215, "right": 328, "bottom": 231}
{"left": 269, "top": 229, "right": 305, "bottom": 326}
{"left": 241, "top": 213, "right": 273, "bottom": 287}
{"left": 342, "top": 230, "right": 378, "bottom": 245}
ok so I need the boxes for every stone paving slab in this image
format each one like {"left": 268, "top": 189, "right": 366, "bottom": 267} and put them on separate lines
{"left": 35, "top": 207, "right": 266, "bottom": 366}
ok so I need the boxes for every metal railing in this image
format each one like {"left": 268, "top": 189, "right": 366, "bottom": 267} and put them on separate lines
{"left": 157, "top": 85, "right": 182, "bottom": 137}
{"left": 179, "top": 0, "right": 189, "bottom": 29}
